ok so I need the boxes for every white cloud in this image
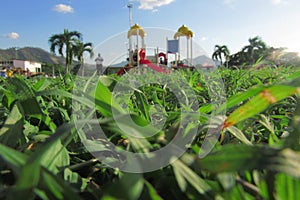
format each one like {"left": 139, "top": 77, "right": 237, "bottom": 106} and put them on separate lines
{"left": 4, "top": 32, "right": 20, "bottom": 39}
{"left": 270, "top": 0, "right": 282, "bottom": 5}
{"left": 137, "top": 0, "right": 175, "bottom": 10}
{"left": 53, "top": 4, "right": 74, "bottom": 13}
{"left": 201, "top": 36, "right": 207, "bottom": 41}
{"left": 270, "top": 0, "right": 288, "bottom": 5}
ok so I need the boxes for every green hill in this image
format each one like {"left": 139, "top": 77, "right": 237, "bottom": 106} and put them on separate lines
{"left": 0, "top": 47, "right": 66, "bottom": 65}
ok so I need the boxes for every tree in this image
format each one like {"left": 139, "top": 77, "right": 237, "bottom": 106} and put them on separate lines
{"left": 241, "top": 36, "right": 268, "bottom": 64}
{"left": 49, "top": 29, "right": 82, "bottom": 73}
{"left": 212, "top": 45, "right": 230, "bottom": 67}
{"left": 72, "top": 40, "right": 94, "bottom": 76}
{"left": 228, "top": 51, "right": 248, "bottom": 68}
{"left": 267, "top": 47, "right": 300, "bottom": 67}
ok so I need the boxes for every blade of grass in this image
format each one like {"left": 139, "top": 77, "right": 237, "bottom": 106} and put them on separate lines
{"left": 223, "top": 85, "right": 297, "bottom": 128}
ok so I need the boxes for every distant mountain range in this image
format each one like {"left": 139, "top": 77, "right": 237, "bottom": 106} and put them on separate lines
{"left": 192, "top": 55, "right": 217, "bottom": 66}
{"left": 109, "top": 60, "right": 128, "bottom": 67}
{"left": 0, "top": 47, "right": 66, "bottom": 65}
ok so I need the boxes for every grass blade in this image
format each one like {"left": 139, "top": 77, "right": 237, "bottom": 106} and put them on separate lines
{"left": 223, "top": 85, "right": 297, "bottom": 128}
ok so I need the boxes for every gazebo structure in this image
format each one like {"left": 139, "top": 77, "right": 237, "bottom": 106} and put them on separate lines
{"left": 117, "top": 23, "right": 196, "bottom": 76}
{"left": 174, "top": 25, "right": 194, "bottom": 66}
{"left": 127, "top": 23, "right": 146, "bottom": 67}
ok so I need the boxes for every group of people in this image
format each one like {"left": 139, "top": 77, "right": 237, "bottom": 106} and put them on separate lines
{"left": 0, "top": 67, "right": 31, "bottom": 78}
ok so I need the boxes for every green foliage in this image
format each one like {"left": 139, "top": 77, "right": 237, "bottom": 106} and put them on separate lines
{"left": 214, "top": 36, "right": 300, "bottom": 68}
{"left": 48, "top": 29, "right": 93, "bottom": 75}
{"left": 0, "top": 65, "right": 300, "bottom": 199}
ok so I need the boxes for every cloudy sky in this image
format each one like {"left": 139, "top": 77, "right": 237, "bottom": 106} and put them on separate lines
{"left": 0, "top": 0, "right": 299, "bottom": 64}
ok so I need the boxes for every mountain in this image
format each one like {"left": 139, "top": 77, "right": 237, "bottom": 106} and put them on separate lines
{"left": 192, "top": 55, "right": 219, "bottom": 66}
{"left": 109, "top": 60, "right": 128, "bottom": 67}
{"left": 0, "top": 47, "right": 66, "bottom": 65}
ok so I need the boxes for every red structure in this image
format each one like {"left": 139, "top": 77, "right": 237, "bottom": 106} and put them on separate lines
{"left": 116, "top": 24, "right": 194, "bottom": 76}
{"left": 117, "top": 49, "right": 166, "bottom": 75}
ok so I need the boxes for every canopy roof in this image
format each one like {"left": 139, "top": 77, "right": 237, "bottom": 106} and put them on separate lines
{"left": 127, "top": 23, "right": 146, "bottom": 38}
{"left": 174, "top": 25, "right": 194, "bottom": 39}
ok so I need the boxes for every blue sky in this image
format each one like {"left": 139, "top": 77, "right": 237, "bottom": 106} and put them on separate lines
{"left": 1, "top": 0, "right": 299, "bottom": 65}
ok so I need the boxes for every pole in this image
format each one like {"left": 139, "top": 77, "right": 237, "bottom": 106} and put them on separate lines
{"left": 127, "top": 2, "right": 133, "bottom": 67}
{"left": 187, "top": 38, "right": 189, "bottom": 66}
{"left": 128, "top": 2, "right": 133, "bottom": 27}
{"left": 156, "top": 47, "right": 159, "bottom": 65}
{"left": 137, "top": 28, "right": 139, "bottom": 68}
{"left": 15, "top": 47, "right": 18, "bottom": 60}
{"left": 166, "top": 37, "right": 168, "bottom": 66}
{"left": 177, "top": 37, "right": 180, "bottom": 66}
{"left": 129, "top": 37, "right": 132, "bottom": 67}
{"left": 191, "top": 37, "right": 193, "bottom": 66}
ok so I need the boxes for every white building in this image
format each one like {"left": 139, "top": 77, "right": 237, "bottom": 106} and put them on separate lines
{"left": 0, "top": 59, "right": 42, "bottom": 73}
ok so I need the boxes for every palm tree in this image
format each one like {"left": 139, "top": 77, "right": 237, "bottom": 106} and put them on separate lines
{"left": 49, "top": 29, "right": 82, "bottom": 73}
{"left": 73, "top": 40, "right": 94, "bottom": 76}
{"left": 212, "top": 47, "right": 221, "bottom": 64}
{"left": 212, "top": 45, "right": 230, "bottom": 67}
{"left": 242, "top": 36, "right": 267, "bottom": 64}
{"left": 228, "top": 51, "right": 248, "bottom": 67}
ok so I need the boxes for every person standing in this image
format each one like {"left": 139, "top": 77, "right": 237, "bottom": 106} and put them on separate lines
{"left": 0, "top": 67, "right": 7, "bottom": 78}
{"left": 95, "top": 53, "right": 104, "bottom": 75}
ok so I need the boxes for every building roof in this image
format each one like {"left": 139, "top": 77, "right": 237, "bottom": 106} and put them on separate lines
{"left": 128, "top": 23, "right": 146, "bottom": 38}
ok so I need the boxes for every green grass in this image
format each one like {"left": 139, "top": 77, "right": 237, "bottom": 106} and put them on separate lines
{"left": 1, "top": 66, "right": 300, "bottom": 200}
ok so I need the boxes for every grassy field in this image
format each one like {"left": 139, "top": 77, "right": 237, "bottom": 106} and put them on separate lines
{"left": 1, "top": 66, "right": 300, "bottom": 200}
